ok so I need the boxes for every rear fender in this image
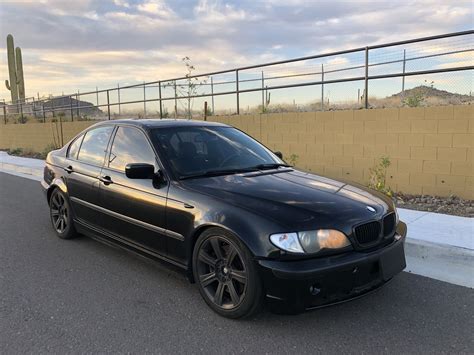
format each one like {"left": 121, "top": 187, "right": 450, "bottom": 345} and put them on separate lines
{"left": 46, "top": 177, "right": 68, "bottom": 204}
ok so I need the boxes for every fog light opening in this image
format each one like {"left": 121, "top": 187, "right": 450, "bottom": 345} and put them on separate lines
{"left": 309, "top": 284, "right": 321, "bottom": 296}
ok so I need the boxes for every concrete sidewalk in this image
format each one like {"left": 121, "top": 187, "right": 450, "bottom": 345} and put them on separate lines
{"left": 1, "top": 151, "right": 472, "bottom": 288}
{"left": 0, "top": 151, "right": 44, "bottom": 181}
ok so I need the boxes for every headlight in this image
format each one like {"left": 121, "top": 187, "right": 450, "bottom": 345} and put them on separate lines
{"left": 269, "top": 232, "right": 304, "bottom": 253}
{"left": 270, "top": 229, "right": 351, "bottom": 254}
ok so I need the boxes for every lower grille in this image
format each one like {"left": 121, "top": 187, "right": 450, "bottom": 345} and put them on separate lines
{"left": 354, "top": 221, "right": 381, "bottom": 245}
{"left": 383, "top": 213, "right": 396, "bottom": 237}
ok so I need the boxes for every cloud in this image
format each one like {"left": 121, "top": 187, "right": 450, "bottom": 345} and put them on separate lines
{"left": 137, "top": 0, "right": 176, "bottom": 18}
{"left": 0, "top": 0, "right": 472, "bottom": 100}
{"left": 113, "top": 0, "right": 130, "bottom": 8}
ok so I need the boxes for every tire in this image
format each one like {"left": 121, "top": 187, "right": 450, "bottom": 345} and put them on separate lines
{"left": 49, "top": 188, "right": 78, "bottom": 240}
{"left": 192, "top": 227, "right": 263, "bottom": 319}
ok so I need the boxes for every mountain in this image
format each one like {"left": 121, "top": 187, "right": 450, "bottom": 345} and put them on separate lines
{"left": 391, "top": 85, "right": 473, "bottom": 103}
{"left": 41, "top": 96, "right": 102, "bottom": 116}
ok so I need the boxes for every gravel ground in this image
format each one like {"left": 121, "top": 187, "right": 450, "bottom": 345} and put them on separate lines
{"left": 394, "top": 193, "right": 474, "bottom": 218}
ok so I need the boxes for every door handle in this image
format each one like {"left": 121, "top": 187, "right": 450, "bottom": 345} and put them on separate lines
{"left": 99, "top": 175, "right": 113, "bottom": 185}
{"left": 64, "top": 165, "right": 73, "bottom": 174}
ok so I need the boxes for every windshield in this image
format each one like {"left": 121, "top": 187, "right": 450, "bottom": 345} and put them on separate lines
{"left": 151, "top": 126, "right": 286, "bottom": 178}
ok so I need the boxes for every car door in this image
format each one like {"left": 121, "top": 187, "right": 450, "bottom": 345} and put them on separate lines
{"left": 98, "top": 125, "right": 169, "bottom": 256}
{"left": 65, "top": 125, "right": 114, "bottom": 227}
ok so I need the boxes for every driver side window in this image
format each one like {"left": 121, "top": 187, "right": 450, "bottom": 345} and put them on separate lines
{"left": 108, "top": 126, "right": 156, "bottom": 172}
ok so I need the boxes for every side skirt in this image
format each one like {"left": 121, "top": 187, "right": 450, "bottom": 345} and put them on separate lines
{"left": 74, "top": 218, "right": 189, "bottom": 273}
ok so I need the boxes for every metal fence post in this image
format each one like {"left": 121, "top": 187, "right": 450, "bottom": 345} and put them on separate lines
{"left": 96, "top": 86, "right": 99, "bottom": 107}
{"left": 204, "top": 101, "right": 208, "bottom": 121}
{"left": 106, "top": 90, "right": 111, "bottom": 120}
{"left": 117, "top": 84, "right": 121, "bottom": 116}
{"left": 401, "top": 49, "right": 406, "bottom": 102}
{"left": 143, "top": 81, "right": 147, "bottom": 117}
{"left": 364, "top": 46, "right": 369, "bottom": 109}
{"left": 69, "top": 95, "right": 74, "bottom": 121}
{"left": 236, "top": 70, "right": 240, "bottom": 115}
{"left": 158, "top": 81, "right": 163, "bottom": 119}
{"left": 173, "top": 81, "right": 178, "bottom": 118}
{"left": 59, "top": 111, "right": 64, "bottom": 146}
{"left": 321, "top": 64, "right": 324, "bottom": 111}
{"left": 210, "top": 77, "right": 215, "bottom": 114}
{"left": 76, "top": 92, "right": 80, "bottom": 118}
{"left": 261, "top": 71, "right": 265, "bottom": 110}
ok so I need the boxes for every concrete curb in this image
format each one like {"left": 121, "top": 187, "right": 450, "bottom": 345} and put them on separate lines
{"left": 405, "top": 238, "right": 474, "bottom": 288}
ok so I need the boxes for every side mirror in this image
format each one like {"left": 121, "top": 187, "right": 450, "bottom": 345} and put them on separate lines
{"left": 274, "top": 151, "right": 283, "bottom": 159}
{"left": 125, "top": 163, "right": 155, "bottom": 179}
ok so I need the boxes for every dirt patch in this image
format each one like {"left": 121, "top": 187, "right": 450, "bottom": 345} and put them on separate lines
{"left": 394, "top": 193, "right": 474, "bottom": 218}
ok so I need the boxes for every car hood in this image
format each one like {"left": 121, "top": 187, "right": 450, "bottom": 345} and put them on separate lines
{"left": 182, "top": 169, "right": 394, "bottom": 232}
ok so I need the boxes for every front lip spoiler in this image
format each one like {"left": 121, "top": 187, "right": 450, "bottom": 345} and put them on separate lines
{"left": 304, "top": 277, "right": 393, "bottom": 311}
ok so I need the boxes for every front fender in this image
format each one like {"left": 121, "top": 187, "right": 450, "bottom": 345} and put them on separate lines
{"left": 190, "top": 202, "right": 286, "bottom": 261}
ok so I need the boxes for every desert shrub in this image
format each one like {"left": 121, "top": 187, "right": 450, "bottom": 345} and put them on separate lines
{"left": 9, "top": 147, "right": 23, "bottom": 156}
{"left": 368, "top": 156, "right": 393, "bottom": 196}
{"left": 287, "top": 153, "right": 299, "bottom": 166}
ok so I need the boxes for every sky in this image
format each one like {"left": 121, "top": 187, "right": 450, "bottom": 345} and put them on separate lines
{"left": 0, "top": 0, "right": 472, "bottom": 109}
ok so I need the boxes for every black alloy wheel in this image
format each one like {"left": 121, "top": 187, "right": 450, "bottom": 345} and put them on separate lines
{"left": 49, "top": 189, "right": 77, "bottom": 239}
{"left": 193, "top": 228, "right": 262, "bottom": 318}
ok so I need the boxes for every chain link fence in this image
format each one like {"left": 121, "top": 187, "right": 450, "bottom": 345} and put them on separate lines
{"left": 1, "top": 30, "right": 472, "bottom": 124}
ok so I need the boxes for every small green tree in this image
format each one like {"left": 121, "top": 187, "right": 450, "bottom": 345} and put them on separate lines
{"left": 178, "top": 57, "right": 208, "bottom": 119}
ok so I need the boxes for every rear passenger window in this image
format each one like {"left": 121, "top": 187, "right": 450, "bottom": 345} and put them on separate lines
{"left": 77, "top": 126, "right": 114, "bottom": 166}
{"left": 108, "top": 127, "right": 156, "bottom": 171}
{"left": 68, "top": 134, "right": 84, "bottom": 159}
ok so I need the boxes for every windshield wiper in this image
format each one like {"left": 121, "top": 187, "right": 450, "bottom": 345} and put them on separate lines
{"left": 179, "top": 167, "right": 259, "bottom": 180}
{"left": 250, "top": 163, "right": 292, "bottom": 170}
{"left": 179, "top": 164, "right": 292, "bottom": 180}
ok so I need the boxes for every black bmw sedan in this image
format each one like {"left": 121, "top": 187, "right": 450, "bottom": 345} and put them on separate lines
{"left": 41, "top": 119, "right": 407, "bottom": 318}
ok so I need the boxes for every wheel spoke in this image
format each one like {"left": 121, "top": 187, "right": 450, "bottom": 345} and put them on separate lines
{"left": 227, "top": 282, "right": 240, "bottom": 305}
{"left": 54, "top": 194, "right": 61, "bottom": 208}
{"left": 214, "top": 281, "right": 225, "bottom": 306}
{"left": 225, "top": 246, "right": 237, "bottom": 265}
{"left": 199, "top": 250, "right": 216, "bottom": 266}
{"left": 210, "top": 238, "right": 224, "bottom": 259}
{"left": 51, "top": 197, "right": 59, "bottom": 209}
{"left": 199, "top": 272, "right": 217, "bottom": 287}
{"left": 230, "top": 270, "right": 247, "bottom": 284}
{"left": 54, "top": 217, "right": 61, "bottom": 229}
{"left": 61, "top": 218, "right": 66, "bottom": 231}
{"left": 51, "top": 209, "right": 59, "bottom": 217}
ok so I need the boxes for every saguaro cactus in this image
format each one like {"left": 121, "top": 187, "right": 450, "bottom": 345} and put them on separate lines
{"left": 4, "top": 34, "right": 25, "bottom": 103}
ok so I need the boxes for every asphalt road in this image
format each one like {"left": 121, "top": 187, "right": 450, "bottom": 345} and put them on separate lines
{"left": 1, "top": 172, "right": 473, "bottom": 354}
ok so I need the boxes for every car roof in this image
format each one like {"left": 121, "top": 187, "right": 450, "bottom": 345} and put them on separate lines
{"left": 93, "top": 118, "right": 230, "bottom": 129}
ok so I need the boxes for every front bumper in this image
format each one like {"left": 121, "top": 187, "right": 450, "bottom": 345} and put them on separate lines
{"left": 257, "top": 222, "right": 407, "bottom": 313}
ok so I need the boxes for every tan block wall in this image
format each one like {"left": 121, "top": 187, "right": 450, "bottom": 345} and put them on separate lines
{"left": 0, "top": 105, "right": 472, "bottom": 199}
{"left": 0, "top": 121, "right": 95, "bottom": 151}
{"left": 212, "top": 105, "right": 473, "bottom": 199}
